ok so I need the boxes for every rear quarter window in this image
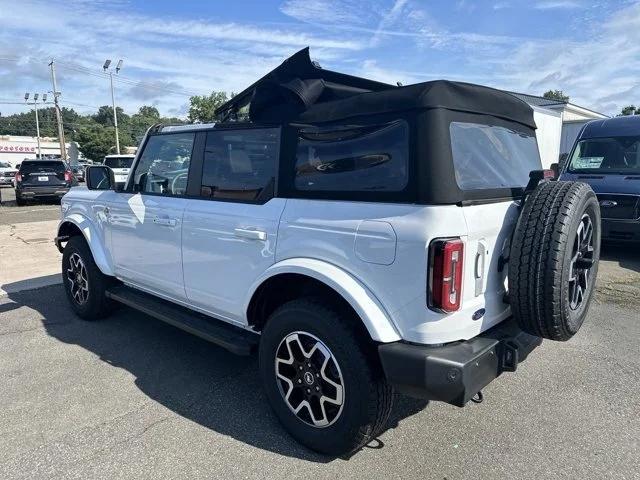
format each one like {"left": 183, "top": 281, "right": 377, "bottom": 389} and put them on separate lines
{"left": 450, "top": 122, "right": 541, "bottom": 190}
{"left": 293, "top": 120, "right": 409, "bottom": 192}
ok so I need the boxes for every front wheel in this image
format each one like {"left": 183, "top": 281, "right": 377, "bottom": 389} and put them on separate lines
{"left": 259, "top": 298, "right": 393, "bottom": 456}
{"left": 62, "top": 236, "right": 115, "bottom": 320}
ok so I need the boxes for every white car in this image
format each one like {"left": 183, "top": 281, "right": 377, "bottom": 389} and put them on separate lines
{"left": 103, "top": 154, "right": 135, "bottom": 187}
{"left": 0, "top": 161, "right": 18, "bottom": 186}
{"left": 55, "top": 49, "right": 600, "bottom": 456}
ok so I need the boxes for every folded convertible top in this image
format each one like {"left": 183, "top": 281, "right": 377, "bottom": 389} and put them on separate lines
{"left": 215, "top": 47, "right": 535, "bottom": 129}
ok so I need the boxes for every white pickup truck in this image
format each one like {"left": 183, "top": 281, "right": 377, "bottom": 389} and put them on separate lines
{"left": 55, "top": 49, "right": 600, "bottom": 456}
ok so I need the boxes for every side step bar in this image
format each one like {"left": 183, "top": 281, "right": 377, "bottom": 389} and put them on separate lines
{"left": 106, "top": 285, "right": 259, "bottom": 355}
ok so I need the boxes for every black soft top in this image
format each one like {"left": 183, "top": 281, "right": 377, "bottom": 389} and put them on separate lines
{"left": 216, "top": 47, "right": 535, "bottom": 129}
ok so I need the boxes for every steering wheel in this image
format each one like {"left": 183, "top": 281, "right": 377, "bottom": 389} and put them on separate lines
{"left": 171, "top": 172, "right": 189, "bottom": 195}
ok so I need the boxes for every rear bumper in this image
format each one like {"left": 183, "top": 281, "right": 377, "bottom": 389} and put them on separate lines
{"left": 602, "top": 219, "right": 640, "bottom": 243}
{"left": 378, "top": 318, "right": 542, "bottom": 407}
{"left": 17, "top": 186, "right": 69, "bottom": 197}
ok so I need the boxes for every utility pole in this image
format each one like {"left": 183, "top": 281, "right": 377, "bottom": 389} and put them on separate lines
{"left": 103, "top": 59, "right": 123, "bottom": 154}
{"left": 48, "top": 59, "right": 67, "bottom": 161}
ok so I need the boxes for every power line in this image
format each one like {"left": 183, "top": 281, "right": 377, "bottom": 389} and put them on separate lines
{"left": 52, "top": 60, "right": 202, "bottom": 97}
{"left": 1, "top": 56, "right": 204, "bottom": 99}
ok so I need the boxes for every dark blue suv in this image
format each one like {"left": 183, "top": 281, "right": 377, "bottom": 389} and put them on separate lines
{"left": 560, "top": 115, "right": 640, "bottom": 242}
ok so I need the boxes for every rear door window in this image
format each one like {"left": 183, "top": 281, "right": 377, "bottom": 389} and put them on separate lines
{"left": 200, "top": 128, "right": 279, "bottom": 202}
{"left": 450, "top": 122, "right": 541, "bottom": 190}
{"left": 294, "top": 120, "right": 409, "bottom": 192}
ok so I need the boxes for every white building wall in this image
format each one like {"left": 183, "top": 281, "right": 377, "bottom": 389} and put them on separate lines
{"left": 560, "top": 121, "right": 589, "bottom": 156}
{"left": 532, "top": 106, "right": 562, "bottom": 169}
{"left": 0, "top": 136, "right": 77, "bottom": 167}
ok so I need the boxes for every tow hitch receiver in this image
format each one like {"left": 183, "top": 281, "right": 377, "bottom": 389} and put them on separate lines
{"left": 378, "top": 317, "right": 542, "bottom": 407}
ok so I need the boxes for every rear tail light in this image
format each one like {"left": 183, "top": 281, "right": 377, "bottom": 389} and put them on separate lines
{"left": 15, "top": 172, "right": 22, "bottom": 182}
{"left": 64, "top": 170, "right": 73, "bottom": 183}
{"left": 428, "top": 238, "right": 464, "bottom": 313}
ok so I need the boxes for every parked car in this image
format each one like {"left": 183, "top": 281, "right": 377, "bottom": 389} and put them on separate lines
{"left": 0, "top": 161, "right": 18, "bottom": 186}
{"left": 103, "top": 154, "right": 135, "bottom": 188}
{"left": 560, "top": 115, "right": 640, "bottom": 242}
{"left": 55, "top": 48, "right": 600, "bottom": 456}
{"left": 15, "top": 159, "right": 76, "bottom": 206}
{"left": 71, "top": 163, "right": 85, "bottom": 182}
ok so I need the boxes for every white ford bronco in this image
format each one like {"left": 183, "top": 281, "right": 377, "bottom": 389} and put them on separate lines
{"left": 56, "top": 49, "right": 600, "bottom": 456}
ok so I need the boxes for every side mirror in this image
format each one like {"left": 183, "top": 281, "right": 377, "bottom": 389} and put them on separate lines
{"left": 550, "top": 162, "right": 559, "bottom": 179}
{"left": 86, "top": 165, "right": 115, "bottom": 191}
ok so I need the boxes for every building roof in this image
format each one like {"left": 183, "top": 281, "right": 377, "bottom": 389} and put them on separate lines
{"left": 508, "top": 92, "right": 607, "bottom": 119}
{"left": 507, "top": 92, "right": 567, "bottom": 108}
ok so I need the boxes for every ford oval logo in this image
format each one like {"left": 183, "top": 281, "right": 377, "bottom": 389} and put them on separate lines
{"left": 599, "top": 200, "right": 617, "bottom": 208}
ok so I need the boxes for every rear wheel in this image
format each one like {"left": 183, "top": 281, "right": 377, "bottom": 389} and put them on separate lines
{"left": 15, "top": 193, "right": 26, "bottom": 206}
{"left": 62, "top": 236, "right": 115, "bottom": 320}
{"left": 259, "top": 298, "right": 393, "bottom": 456}
{"left": 509, "top": 181, "right": 601, "bottom": 340}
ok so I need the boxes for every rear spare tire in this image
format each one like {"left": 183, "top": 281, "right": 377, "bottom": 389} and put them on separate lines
{"left": 509, "top": 181, "right": 600, "bottom": 341}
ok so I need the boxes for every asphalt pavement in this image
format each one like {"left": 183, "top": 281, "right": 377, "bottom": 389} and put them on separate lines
{"left": 0, "top": 186, "right": 61, "bottom": 225}
{"left": 0, "top": 194, "right": 639, "bottom": 479}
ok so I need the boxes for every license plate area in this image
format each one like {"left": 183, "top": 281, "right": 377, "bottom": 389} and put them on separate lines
{"left": 38, "top": 176, "right": 49, "bottom": 181}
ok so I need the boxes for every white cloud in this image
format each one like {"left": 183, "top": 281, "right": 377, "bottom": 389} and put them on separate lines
{"left": 279, "top": 0, "right": 376, "bottom": 25}
{"left": 0, "top": 0, "right": 366, "bottom": 117}
{"left": 494, "top": 2, "right": 640, "bottom": 114}
{"left": 534, "top": 1, "right": 581, "bottom": 9}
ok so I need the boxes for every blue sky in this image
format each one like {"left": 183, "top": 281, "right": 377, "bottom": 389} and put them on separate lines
{"left": 0, "top": 0, "right": 638, "bottom": 118}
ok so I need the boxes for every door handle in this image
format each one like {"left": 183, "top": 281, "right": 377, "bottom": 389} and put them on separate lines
{"left": 234, "top": 228, "right": 267, "bottom": 241}
{"left": 153, "top": 216, "right": 177, "bottom": 227}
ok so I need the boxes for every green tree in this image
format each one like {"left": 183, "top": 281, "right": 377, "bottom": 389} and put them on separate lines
{"left": 75, "top": 123, "right": 117, "bottom": 161}
{"left": 543, "top": 90, "right": 570, "bottom": 103}
{"left": 188, "top": 91, "right": 229, "bottom": 123}
{"left": 137, "top": 105, "right": 160, "bottom": 119}
{"left": 618, "top": 105, "right": 639, "bottom": 116}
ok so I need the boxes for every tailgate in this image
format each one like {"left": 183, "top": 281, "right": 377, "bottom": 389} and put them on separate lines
{"left": 460, "top": 200, "right": 520, "bottom": 330}
{"left": 22, "top": 170, "right": 66, "bottom": 186}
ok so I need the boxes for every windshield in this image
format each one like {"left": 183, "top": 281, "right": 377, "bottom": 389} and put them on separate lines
{"left": 20, "top": 161, "right": 66, "bottom": 174}
{"left": 104, "top": 157, "right": 134, "bottom": 169}
{"left": 568, "top": 136, "right": 640, "bottom": 174}
{"left": 0, "top": 162, "right": 11, "bottom": 168}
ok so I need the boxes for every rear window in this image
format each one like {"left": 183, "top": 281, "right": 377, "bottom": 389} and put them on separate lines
{"left": 104, "top": 157, "right": 134, "bottom": 168}
{"left": 20, "top": 161, "right": 66, "bottom": 174}
{"left": 294, "top": 120, "right": 409, "bottom": 192}
{"left": 450, "top": 122, "right": 541, "bottom": 190}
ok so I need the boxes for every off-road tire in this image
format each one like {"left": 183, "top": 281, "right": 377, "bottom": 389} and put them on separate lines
{"left": 259, "top": 298, "right": 393, "bottom": 456}
{"left": 509, "top": 181, "right": 601, "bottom": 341}
{"left": 15, "top": 195, "right": 26, "bottom": 206}
{"left": 62, "top": 235, "right": 115, "bottom": 320}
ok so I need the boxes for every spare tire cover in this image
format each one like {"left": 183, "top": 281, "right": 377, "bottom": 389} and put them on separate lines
{"left": 509, "top": 181, "right": 601, "bottom": 341}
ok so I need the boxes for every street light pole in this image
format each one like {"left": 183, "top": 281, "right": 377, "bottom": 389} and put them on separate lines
{"left": 24, "top": 93, "right": 49, "bottom": 159}
{"left": 103, "top": 59, "right": 123, "bottom": 155}
{"left": 33, "top": 100, "right": 41, "bottom": 158}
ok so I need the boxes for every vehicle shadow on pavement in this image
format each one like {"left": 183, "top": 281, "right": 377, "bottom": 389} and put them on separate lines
{"left": 4, "top": 283, "right": 428, "bottom": 462}
{"left": 600, "top": 243, "right": 640, "bottom": 274}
